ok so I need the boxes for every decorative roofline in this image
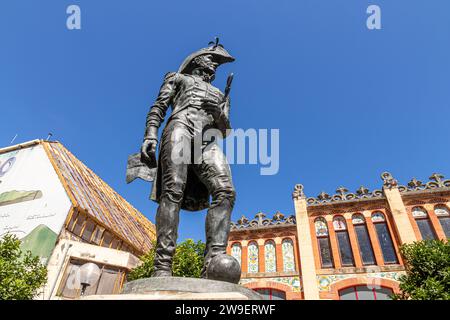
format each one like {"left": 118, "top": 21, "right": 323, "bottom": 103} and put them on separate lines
{"left": 398, "top": 173, "right": 450, "bottom": 194}
{"left": 293, "top": 172, "right": 450, "bottom": 206}
{"left": 230, "top": 211, "right": 296, "bottom": 231}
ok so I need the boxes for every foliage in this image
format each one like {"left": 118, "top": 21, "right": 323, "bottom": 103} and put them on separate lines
{"left": 392, "top": 239, "right": 450, "bottom": 300}
{"left": 172, "top": 239, "right": 205, "bottom": 278}
{"left": 0, "top": 234, "right": 48, "bottom": 300}
{"left": 128, "top": 239, "right": 205, "bottom": 281}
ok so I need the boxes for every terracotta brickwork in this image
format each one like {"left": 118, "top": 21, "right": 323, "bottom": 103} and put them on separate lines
{"left": 229, "top": 172, "right": 450, "bottom": 300}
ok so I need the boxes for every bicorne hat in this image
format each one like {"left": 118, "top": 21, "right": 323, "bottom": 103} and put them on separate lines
{"left": 178, "top": 37, "right": 235, "bottom": 74}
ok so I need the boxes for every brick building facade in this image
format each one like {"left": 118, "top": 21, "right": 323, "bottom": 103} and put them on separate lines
{"left": 227, "top": 172, "right": 450, "bottom": 300}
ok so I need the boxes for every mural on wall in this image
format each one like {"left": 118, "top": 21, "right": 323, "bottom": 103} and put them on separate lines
{"left": 240, "top": 276, "right": 302, "bottom": 292}
{"left": 316, "top": 271, "right": 405, "bottom": 292}
{"left": 0, "top": 145, "right": 71, "bottom": 264}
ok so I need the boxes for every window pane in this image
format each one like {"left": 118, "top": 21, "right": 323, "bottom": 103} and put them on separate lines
{"left": 248, "top": 242, "right": 259, "bottom": 273}
{"left": 416, "top": 219, "right": 437, "bottom": 240}
{"left": 96, "top": 269, "right": 121, "bottom": 295}
{"left": 375, "top": 223, "right": 398, "bottom": 264}
{"left": 81, "top": 220, "right": 96, "bottom": 242}
{"left": 72, "top": 214, "right": 86, "bottom": 236}
{"left": 102, "top": 232, "right": 113, "bottom": 248}
{"left": 58, "top": 263, "right": 81, "bottom": 299}
{"left": 91, "top": 226, "right": 105, "bottom": 245}
{"left": 336, "top": 231, "right": 354, "bottom": 266}
{"left": 231, "top": 244, "right": 242, "bottom": 265}
{"left": 254, "top": 288, "right": 270, "bottom": 300}
{"left": 339, "top": 287, "right": 357, "bottom": 300}
{"left": 254, "top": 288, "right": 286, "bottom": 300}
{"left": 318, "top": 237, "right": 333, "bottom": 268}
{"left": 264, "top": 241, "right": 277, "bottom": 273}
{"left": 354, "top": 224, "right": 376, "bottom": 265}
{"left": 271, "top": 289, "right": 286, "bottom": 300}
{"left": 315, "top": 218, "right": 328, "bottom": 236}
{"left": 340, "top": 286, "right": 393, "bottom": 300}
{"left": 356, "top": 286, "right": 375, "bottom": 300}
{"left": 67, "top": 212, "right": 78, "bottom": 232}
{"left": 282, "top": 239, "right": 295, "bottom": 272}
{"left": 111, "top": 238, "right": 121, "bottom": 249}
{"left": 375, "top": 287, "right": 394, "bottom": 300}
{"left": 439, "top": 216, "right": 450, "bottom": 238}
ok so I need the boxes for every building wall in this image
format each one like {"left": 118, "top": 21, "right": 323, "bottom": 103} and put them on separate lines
{"left": 0, "top": 143, "right": 72, "bottom": 264}
{"left": 0, "top": 140, "right": 155, "bottom": 300}
{"left": 43, "top": 239, "right": 140, "bottom": 300}
{"left": 229, "top": 173, "right": 450, "bottom": 300}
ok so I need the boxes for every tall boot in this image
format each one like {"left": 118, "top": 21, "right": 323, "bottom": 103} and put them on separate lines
{"left": 201, "top": 198, "right": 233, "bottom": 278}
{"left": 153, "top": 197, "right": 181, "bottom": 277}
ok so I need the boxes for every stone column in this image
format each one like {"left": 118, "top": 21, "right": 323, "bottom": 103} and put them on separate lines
{"left": 241, "top": 240, "right": 248, "bottom": 273}
{"left": 274, "top": 238, "right": 284, "bottom": 272}
{"left": 326, "top": 218, "right": 342, "bottom": 269}
{"left": 381, "top": 172, "right": 417, "bottom": 244}
{"left": 292, "top": 184, "right": 320, "bottom": 300}
{"left": 257, "top": 239, "right": 265, "bottom": 273}
{"left": 345, "top": 216, "right": 363, "bottom": 268}
{"left": 364, "top": 212, "right": 385, "bottom": 265}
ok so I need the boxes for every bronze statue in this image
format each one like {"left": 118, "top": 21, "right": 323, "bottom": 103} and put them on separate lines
{"left": 126, "top": 38, "right": 238, "bottom": 281}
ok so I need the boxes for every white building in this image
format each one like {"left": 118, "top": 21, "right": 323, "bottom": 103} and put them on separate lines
{"left": 0, "top": 140, "right": 156, "bottom": 299}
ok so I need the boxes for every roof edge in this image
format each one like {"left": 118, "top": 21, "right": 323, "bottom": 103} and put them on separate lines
{"left": 0, "top": 139, "right": 44, "bottom": 155}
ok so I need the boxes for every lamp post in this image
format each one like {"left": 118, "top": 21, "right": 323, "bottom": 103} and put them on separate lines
{"left": 78, "top": 262, "right": 101, "bottom": 296}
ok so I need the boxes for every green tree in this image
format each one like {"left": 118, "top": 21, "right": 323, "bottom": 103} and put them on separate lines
{"left": 393, "top": 239, "right": 450, "bottom": 300}
{"left": 128, "top": 239, "right": 205, "bottom": 281}
{"left": 0, "top": 234, "right": 48, "bottom": 300}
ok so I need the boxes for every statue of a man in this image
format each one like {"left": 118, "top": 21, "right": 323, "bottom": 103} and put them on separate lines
{"left": 127, "top": 39, "right": 236, "bottom": 278}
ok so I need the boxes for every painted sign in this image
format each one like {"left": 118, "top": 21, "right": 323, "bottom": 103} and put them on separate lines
{"left": 0, "top": 144, "right": 71, "bottom": 264}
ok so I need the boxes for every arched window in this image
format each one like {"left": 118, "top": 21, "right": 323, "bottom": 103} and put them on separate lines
{"left": 339, "top": 285, "right": 393, "bottom": 300}
{"left": 282, "top": 239, "right": 295, "bottom": 272}
{"left": 231, "top": 243, "right": 242, "bottom": 266}
{"left": 371, "top": 212, "right": 398, "bottom": 264}
{"left": 315, "top": 217, "right": 334, "bottom": 268}
{"left": 435, "top": 205, "right": 450, "bottom": 238}
{"left": 254, "top": 288, "right": 286, "bottom": 300}
{"left": 352, "top": 214, "right": 376, "bottom": 265}
{"left": 264, "top": 240, "right": 277, "bottom": 273}
{"left": 412, "top": 207, "right": 437, "bottom": 240}
{"left": 248, "top": 242, "right": 259, "bottom": 273}
{"left": 333, "top": 216, "right": 355, "bottom": 267}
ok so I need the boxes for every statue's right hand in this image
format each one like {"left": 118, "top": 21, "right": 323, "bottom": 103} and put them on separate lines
{"left": 141, "top": 139, "right": 158, "bottom": 168}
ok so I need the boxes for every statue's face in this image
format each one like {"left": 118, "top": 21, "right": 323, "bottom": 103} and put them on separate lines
{"left": 194, "top": 54, "right": 218, "bottom": 75}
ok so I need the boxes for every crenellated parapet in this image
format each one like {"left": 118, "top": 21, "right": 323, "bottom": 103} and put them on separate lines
{"left": 294, "top": 172, "right": 450, "bottom": 207}
{"left": 397, "top": 173, "right": 450, "bottom": 193}
{"left": 305, "top": 185, "right": 384, "bottom": 205}
{"left": 230, "top": 211, "right": 296, "bottom": 231}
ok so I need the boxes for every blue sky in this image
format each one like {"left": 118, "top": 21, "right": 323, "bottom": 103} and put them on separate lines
{"left": 1, "top": 1, "right": 449, "bottom": 242}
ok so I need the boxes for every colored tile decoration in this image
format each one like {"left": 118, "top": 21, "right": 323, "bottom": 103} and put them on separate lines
{"left": 316, "top": 271, "right": 405, "bottom": 292}
{"left": 352, "top": 214, "right": 365, "bottom": 225}
{"left": 240, "top": 276, "right": 303, "bottom": 292}
{"left": 333, "top": 216, "right": 347, "bottom": 231}
{"left": 248, "top": 242, "right": 259, "bottom": 273}
{"left": 315, "top": 218, "right": 329, "bottom": 236}
{"left": 435, "top": 205, "right": 450, "bottom": 216}
{"left": 371, "top": 212, "right": 385, "bottom": 222}
{"left": 264, "top": 241, "right": 277, "bottom": 273}
{"left": 412, "top": 207, "right": 428, "bottom": 218}
{"left": 231, "top": 243, "right": 242, "bottom": 265}
{"left": 282, "top": 239, "right": 295, "bottom": 272}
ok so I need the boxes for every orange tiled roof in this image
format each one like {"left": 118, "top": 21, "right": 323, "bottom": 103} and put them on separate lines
{"left": 42, "top": 141, "right": 155, "bottom": 254}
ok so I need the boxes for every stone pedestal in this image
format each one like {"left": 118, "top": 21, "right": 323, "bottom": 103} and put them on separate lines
{"left": 81, "top": 277, "right": 263, "bottom": 300}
